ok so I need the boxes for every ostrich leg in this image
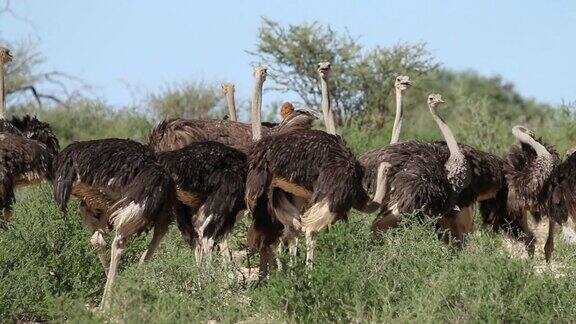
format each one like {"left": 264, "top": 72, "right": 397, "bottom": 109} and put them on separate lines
{"left": 544, "top": 219, "right": 555, "bottom": 263}
{"left": 101, "top": 233, "right": 126, "bottom": 309}
{"left": 139, "top": 220, "right": 169, "bottom": 264}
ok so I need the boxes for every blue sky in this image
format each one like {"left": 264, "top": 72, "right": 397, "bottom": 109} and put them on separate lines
{"left": 1, "top": 0, "right": 575, "bottom": 108}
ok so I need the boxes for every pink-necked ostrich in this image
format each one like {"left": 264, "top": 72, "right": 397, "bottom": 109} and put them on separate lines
{"left": 53, "top": 139, "right": 176, "bottom": 308}
{"left": 153, "top": 67, "right": 267, "bottom": 264}
{"left": 0, "top": 48, "right": 60, "bottom": 222}
{"left": 245, "top": 62, "right": 386, "bottom": 276}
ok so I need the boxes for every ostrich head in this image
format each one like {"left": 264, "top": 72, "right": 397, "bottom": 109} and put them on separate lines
{"left": 512, "top": 125, "right": 536, "bottom": 139}
{"left": 221, "top": 82, "right": 235, "bottom": 95}
{"left": 11, "top": 115, "right": 60, "bottom": 155}
{"left": 0, "top": 47, "right": 12, "bottom": 64}
{"left": 317, "top": 62, "right": 331, "bottom": 79}
{"left": 394, "top": 75, "right": 412, "bottom": 91}
{"left": 427, "top": 94, "right": 445, "bottom": 110}
{"left": 254, "top": 66, "right": 267, "bottom": 83}
{"left": 280, "top": 102, "right": 295, "bottom": 120}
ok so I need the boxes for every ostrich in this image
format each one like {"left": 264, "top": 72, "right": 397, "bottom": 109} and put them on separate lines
{"left": 152, "top": 67, "right": 267, "bottom": 264}
{"left": 0, "top": 48, "right": 60, "bottom": 222}
{"left": 148, "top": 73, "right": 315, "bottom": 154}
{"left": 278, "top": 101, "right": 317, "bottom": 131}
{"left": 357, "top": 74, "right": 411, "bottom": 212}
{"left": 363, "top": 94, "right": 482, "bottom": 246}
{"left": 502, "top": 125, "right": 564, "bottom": 262}
{"left": 53, "top": 139, "right": 176, "bottom": 308}
{"left": 361, "top": 77, "right": 508, "bottom": 246}
{"left": 222, "top": 82, "right": 237, "bottom": 122}
{"left": 245, "top": 62, "right": 387, "bottom": 276}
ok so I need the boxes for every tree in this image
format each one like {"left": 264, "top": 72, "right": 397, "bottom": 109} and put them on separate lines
{"left": 250, "top": 18, "right": 437, "bottom": 125}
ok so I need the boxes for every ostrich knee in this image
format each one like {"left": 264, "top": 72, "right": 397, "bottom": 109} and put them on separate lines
{"left": 90, "top": 230, "right": 109, "bottom": 274}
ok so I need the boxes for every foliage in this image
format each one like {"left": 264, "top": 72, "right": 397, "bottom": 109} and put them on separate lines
{"left": 8, "top": 99, "right": 152, "bottom": 147}
{"left": 146, "top": 81, "right": 224, "bottom": 120}
{"left": 251, "top": 18, "right": 437, "bottom": 124}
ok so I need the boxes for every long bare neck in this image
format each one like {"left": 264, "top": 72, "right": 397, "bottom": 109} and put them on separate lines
{"left": 320, "top": 76, "right": 336, "bottom": 135}
{"left": 0, "top": 62, "right": 5, "bottom": 119}
{"left": 224, "top": 85, "right": 237, "bottom": 122}
{"left": 251, "top": 77, "right": 263, "bottom": 141}
{"left": 514, "top": 131, "right": 552, "bottom": 159}
{"left": 390, "top": 89, "right": 403, "bottom": 144}
{"left": 430, "top": 108, "right": 463, "bottom": 160}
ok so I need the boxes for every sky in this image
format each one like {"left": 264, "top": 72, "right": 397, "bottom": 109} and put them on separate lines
{"left": 1, "top": 0, "right": 575, "bottom": 108}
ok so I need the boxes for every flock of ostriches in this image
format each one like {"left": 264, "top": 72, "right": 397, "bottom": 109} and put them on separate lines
{"left": 1, "top": 47, "right": 576, "bottom": 309}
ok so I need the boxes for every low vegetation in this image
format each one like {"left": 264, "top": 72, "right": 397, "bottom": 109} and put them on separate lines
{"left": 2, "top": 184, "right": 576, "bottom": 322}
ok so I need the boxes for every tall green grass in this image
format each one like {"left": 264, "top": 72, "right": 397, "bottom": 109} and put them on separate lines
{"left": 2, "top": 185, "right": 576, "bottom": 322}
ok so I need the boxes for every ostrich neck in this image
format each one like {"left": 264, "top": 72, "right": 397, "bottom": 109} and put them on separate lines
{"left": 0, "top": 63, "right": 5, "bottom": 119}
{"left": 515, "top": 132, "right": 552, "bottom": 159}
{"left": 320, "top": 76, "right": 336, "bottom": 135}
{"left": 251, "top": 78, "right": 263, "bottom": 141}
{"left": 430, "top": 109, "right": 463, "bottom": 160}
{"left": 390, "top": 89, "right": 403, "bottom": 144}
{"left": 226, "top": 90, "right": 237, "bottom": 122}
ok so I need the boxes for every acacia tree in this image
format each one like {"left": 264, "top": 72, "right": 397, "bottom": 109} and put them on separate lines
{"left": 250, "top": 18, "right": 437, "bottom": 125}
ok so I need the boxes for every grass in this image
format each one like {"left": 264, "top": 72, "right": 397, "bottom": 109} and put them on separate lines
{"left": 2, "top": 185, "right": 576, "bottom": 323}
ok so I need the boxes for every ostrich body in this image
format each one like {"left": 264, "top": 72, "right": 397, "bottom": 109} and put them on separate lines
{"left": 0, "top": 117, "right": 60, "bottom": 221}
{"left": 246, "top": 129, "right": 369, "bottom": 273}
{"left": 156, "top": 141, "right": 246, "bottom": 263}
{"left": 53, "top": 139, "right": 176, "bottom": 308}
